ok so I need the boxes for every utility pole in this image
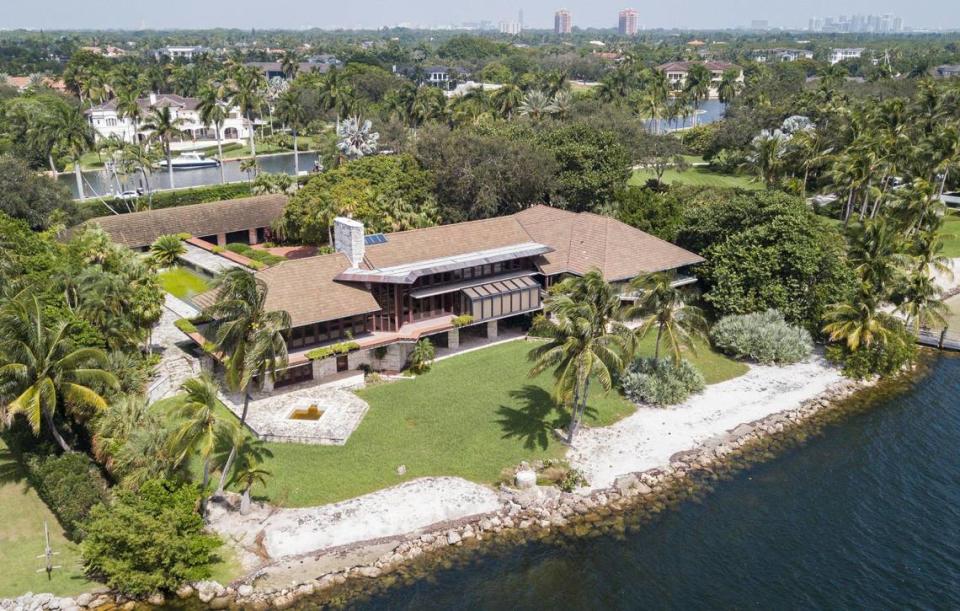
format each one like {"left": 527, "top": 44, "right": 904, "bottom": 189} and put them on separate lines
{"left": 36, "top": 521, "right": 61, "bottom": 580}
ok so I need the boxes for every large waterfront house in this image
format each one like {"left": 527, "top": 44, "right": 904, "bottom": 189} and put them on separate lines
{"left": 656, "top": 61, "right": 743, "bottom": 98}
{"left": 829, "top": 47, "right": 865, "bottom": 64}
{"left": 752, "top": 48, "right": 814, "bottom": 63}
{"left": 86, "top": 198, "right": 703, "bottom": 389}
{"left": 85, "top": 92, "right": 252, "bottom": 145}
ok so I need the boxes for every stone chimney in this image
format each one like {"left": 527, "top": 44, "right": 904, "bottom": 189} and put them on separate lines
{"left": 334, "top": 217, "right": 365, "bottom": 268}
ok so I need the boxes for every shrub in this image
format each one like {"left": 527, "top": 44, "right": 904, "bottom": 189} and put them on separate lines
{"left": 25, "top": 452, "right": 109, "bottom": 540}
{"left": 409, "top": 338, "right": 435, "bottom": 374}
{"left": 451, "top": 314, "right": 474, "bottom": 328}
{"left": 222, "top": 242, "right": 285, "bottom": 266}
{"left": 305, "top": 341, "right": 360, "bottom": 361}
{"left": 174, "top": 318, "right": 197, "bottom": 334}
{"left": 81, "top": 479, "right": 221, "bottom": 596}
{"left": 528, "top": 314, "right": 555, "bottom": 338}
{"left": 825, "top": 324, "right": 917, "bottom": 380}
{"left": 149, "top": 234, "right": 186, "bottom": 267}
{"left": 76, "top": 183, "right": 254, "bottom": 222}
{"left": 711, "top": 309, "right": 813, "bottom": 365}
{"left": 621, "top": 357, "right": 706, "bottom": 406}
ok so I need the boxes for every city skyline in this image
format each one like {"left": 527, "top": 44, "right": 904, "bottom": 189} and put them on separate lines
{"left": 1, "top": 0, "right": 957, "bottom": 31}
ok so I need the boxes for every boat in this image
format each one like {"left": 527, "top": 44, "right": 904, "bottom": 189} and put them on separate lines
{"left": 158, "top": 152, "right": 220, "bottom": 170}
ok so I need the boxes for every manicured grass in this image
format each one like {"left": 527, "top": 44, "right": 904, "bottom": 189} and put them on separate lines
{"left": 632, "top": 333, "right": 750, "bottom": 385}
{"left": 158, "top": 266, "right": 211, "bottom": 300}
{"left": 629, "top": 166, "right": 761, "bottom": 190}
{"left": 0, "top": 439, "right": 92, "bottom": 598}
{"left": 941, "top": 211, "right": 960, "bottom": 258}
{"left": 221, "top": 338, "right": 747, "bottom": 508}
{"left": 944, "top": 294, "right": 960, "bottom": 330}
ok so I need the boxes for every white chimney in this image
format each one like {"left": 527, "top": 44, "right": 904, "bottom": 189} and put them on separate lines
{"left": 333, "top": 217, "right": 365, "bottom": 268}
{"left": 149, "top": 92, "right": 157, "bottom": 106}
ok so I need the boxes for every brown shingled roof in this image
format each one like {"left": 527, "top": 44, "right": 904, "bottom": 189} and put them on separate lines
{"left": 194, "top": 252, "right": 381, "bottom": 328}
{"left": 362, "top": 216, "right": 535, "bottom": 269}
{"left": 81, "top": 195, "right": 288, "bottom": 248}
{"left": 514, "top": 205, "right": 704, "bottom": 280}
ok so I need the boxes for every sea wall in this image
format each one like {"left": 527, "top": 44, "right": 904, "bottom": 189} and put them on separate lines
{"left": 2, "top": 374, "right": 893, "bottom": 611}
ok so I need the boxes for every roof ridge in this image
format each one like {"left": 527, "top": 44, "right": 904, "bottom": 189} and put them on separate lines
{"left": 369, "top": 214, "right": 524, "bottom": 241}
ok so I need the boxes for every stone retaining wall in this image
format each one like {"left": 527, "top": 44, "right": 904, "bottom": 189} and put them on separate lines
{"left": 0, "top": 377, "right": 872, "bottom": 611}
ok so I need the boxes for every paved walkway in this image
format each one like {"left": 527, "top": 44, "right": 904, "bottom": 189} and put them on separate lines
{"left": 147, "top": 298, "right": 201, "bottom": 402}
{"left": 180, "top": 242, "right": 245, "bottom": 275}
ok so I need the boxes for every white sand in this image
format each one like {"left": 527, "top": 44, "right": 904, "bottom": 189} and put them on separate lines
{"left": 569, "top": 354, "right": 844, "bottom": 490}
{"left": 209, "top": 477, "right": 499, "bottom": 561}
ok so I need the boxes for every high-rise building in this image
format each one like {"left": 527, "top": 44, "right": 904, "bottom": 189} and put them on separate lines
{"left": 555, "top": 9, "right": 572, "bottom": 34}
{"left": 618, "top": 9, "right": 639, "bottom": 35}
{"left": 500, "top": 21, "right": 522, "bottom": 35}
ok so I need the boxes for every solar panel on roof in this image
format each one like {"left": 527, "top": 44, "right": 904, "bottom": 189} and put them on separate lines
{"left": 364, "top": 233, "right": 387, "bottom": 245}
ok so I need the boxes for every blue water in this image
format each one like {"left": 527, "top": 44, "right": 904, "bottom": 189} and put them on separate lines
{"left": 347, "top": 354, "right": 960, "bottom": 610}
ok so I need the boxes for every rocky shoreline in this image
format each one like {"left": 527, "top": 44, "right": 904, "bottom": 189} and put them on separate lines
{"left": 2, "top": 371, "right": 901, "bottom": 611}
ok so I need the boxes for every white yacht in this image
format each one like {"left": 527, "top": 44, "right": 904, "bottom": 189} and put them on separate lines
{"left": 158, "top": 151, "right": 220, "bottom": 170}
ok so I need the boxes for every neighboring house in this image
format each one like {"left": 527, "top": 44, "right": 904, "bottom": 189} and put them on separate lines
{"left": 85, "top": 92, "right": 251, "bottom": 144}
{"left": 184, "top": 205, "right": 704, "bottom": 389}
{"left": 245, "top": 61, "right": 333, "bottom": 80}
{"left": 80, "top": 45, "right": 127, "bottom": 58}
{"left": 933, "top": 64, "right": 960, "bottom": 78}
{"left": 2, "top": 75, "right": 68, "bottom": 92}
{"left": 656, "top": 60, "right": 744, "bottom": 98}
{"left": 752, "top": 48, "right": 814, "bottom": 63}
{"left": 829, "top": 47, "right": 865, "bottom": 64}
{"left": 395, "top": 65, "right": 468, "bottom": 89}
{"left": 80, "top": 195, "right": 287, "bottom": 250}
{"left": 154, "top": 46, "right": 206, "bottom": 61}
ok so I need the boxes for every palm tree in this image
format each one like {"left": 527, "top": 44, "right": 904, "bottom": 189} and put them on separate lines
{"left": 230, "top": 66, "right": 266, "bottom": 158}
{"left": 142, "top": 106, "right": 184, "bottom": 190}
{"left": 548, "top": 91, "right": 572, "bottom": 120}
{"left": 0, "top": 294, "right": 118, "bottom": 451}
{"left": 47, "top": 103, "right": 95, "bottom": 200}
{"left": 196, "top": 85, "right": 229, "bottom": 184}
{"left": 528, "top": 270, "right": 628, "bottom": 442}
{"left": 491, "top": 83, "right": 524, "bottom": 119}
{"left": 717, "top": 69, "right": 740, "bottom": 105}
{"left": 316, "top": 69, "right": 351, "bottom": 131}
{"left": 683, "top": 63, "right": 712, "bottom": 127}
{"left": 275, "top": 89, "right": 308, "bottom": 175}
{"left": 626, "top": 272, "right": 708, "bottom": 365}
{"left": 518, "top": 90, "right": 552, "bottom": 121}
{"left": 823, "top": 291, "right": 899, "bottom": 350}
{"left": 168, "top": 373, "right": 237, "bottom": 510}
{"left": 896, "top": 232, "right": 953, "bottom": 333}
{"left": 743, "top": 129, "right": 789, "bottom": 187}
{"left": 280, "top": 51, "right": 301, "bottom": 80}
{"left": 202, "top": 268, "right": 290, "bottom": 494}
{"left": 847, "top": 219, "right": 908, "bottom": 297}
{"left": 337, "top": 116, "right": 379, "bottom": 161}
{"left": 149, "top": 234, "right": 186, "bottom": 268}
{"left": 114, "top": 89, "right": 144, "bottom": 144}
{"left": 218, "top": 432, "right": 272, "bottom": 514}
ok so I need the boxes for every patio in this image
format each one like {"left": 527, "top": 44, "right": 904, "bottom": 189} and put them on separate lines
{"left": 220, "top": 375, "right": 369, "bottom": 445}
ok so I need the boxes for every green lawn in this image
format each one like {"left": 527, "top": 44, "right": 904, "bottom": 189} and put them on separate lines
{"left": 629, "top": 166, "right": 761, "bottom": 190}
{"left": 941, "top": 211, "right": 960, "bottom": 258}
{"left": 944, "top": 294, "right": 960, "bottom": 330}
{"left": 158, "top": 266, "right": 211, "bottom": 301}
{"left": 0, "top": 439, "right": 92, "bottom": 598}
{"left": 223, "top": 338, "right": 747, "bottom": 508}
{"left": 633, "top": 333, "right": 749, "bottom": 385}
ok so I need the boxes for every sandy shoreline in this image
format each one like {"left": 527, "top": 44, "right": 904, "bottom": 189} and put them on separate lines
{"left": 207, "top": 353, "right": 845, "bottom": 578}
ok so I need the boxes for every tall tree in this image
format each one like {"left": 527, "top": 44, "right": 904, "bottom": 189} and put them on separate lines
{"left": 196, "top": 85, "right": 229, "bottom": 184}
{"left": 142, "top": 106, "right": 184, "bottom": 190}
{"left": 0, "top": 294, "right": 118, "bottom": 451}
{"left": 230, "top": 66, "right": 266, "bottom": 159}
{"left": 47, "top": 103, "right": 95, "bottom": 200}
{"left": 275, "top": 89, "right": 308, "bottom": 175}
{"left": 627, "top": 272, "right": 708, "bottom": 364}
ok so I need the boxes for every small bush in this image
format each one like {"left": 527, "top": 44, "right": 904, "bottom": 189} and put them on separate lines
{"left": 81, "top": 479, "right": 221, "bottom": 596}
{"left": 174, "top": 318, "right": 197, "bottom": 334}
{"left": 409, "top": 338, "right": 435, "bottom": 374}
{"left": 528, "top": 314, "right": 555, "bottom": 338}
{"left": 621, "top": 357, "right": 706, "bottom": 406}
{"left": 825, "top": 324, "right": 917, "bottom": 380}
{"left": 451, "top": 314, "right": 474, "bottom": 328}
{"left": 711, "top": 309, "right": 813, "bottom": 365}
{"left": 223, "top": 242, "right": 285, "bottom": 266}
{"left": 26, "top": 452, "right": 109, "bottom": 540}
{"left": 305, "top": 341, "right": 360, "bottom": 361}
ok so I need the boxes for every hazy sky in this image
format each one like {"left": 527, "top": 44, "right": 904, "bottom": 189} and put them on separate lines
{"left": 1, "top": 0, "right": 956, "bottom": 31}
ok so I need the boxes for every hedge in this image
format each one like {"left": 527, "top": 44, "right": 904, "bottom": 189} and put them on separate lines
{"left": 174, "top": 318, "right": 197, "bottom": 334}
{"left": 451, "top": 314, "right": 474, "bottom": 328}
{"left": 306, "top": 341, "right": 360, "bottom": 361}
{"left": 75, "top": 182, "right": 254, "bottom": 222}
{"left": 25, "top": 452, "right": 110, "bottom": 541}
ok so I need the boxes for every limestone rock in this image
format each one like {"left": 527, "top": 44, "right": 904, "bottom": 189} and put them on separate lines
{"left": 446, "top": 530, "right": 461, "bottom": 545}
{"left": 515, "top": 469, "right": 537, "bottom": 490}
{"left": 237, "top": 585, "right": 254, "bottom": 598}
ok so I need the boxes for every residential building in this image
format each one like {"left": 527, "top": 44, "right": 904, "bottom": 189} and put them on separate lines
{"left": 829, "top": 47, "right": 865, "bottom": 64}
{"left": 80, "top": 45, "right": 127, "bottom": 58}
{"left": 752, "top": 48, "right": 814, "bottom": 63}
{"left": 154, "top": 45, "right": 206, "bottom": 61}
{"left": 933, "top": 64, "right": 960, "bottom": 78}
{"left": 618, "top": 9, "right": 639, "bottom": 36}
{"left": 656, "top": 61, "right": 744, "bottom": 98}
{"left": 500, "top": 21, "right": 522, "bottom": 35}
{"left": 85, "top": 92, "right": 252, "bottom": 144}
{"left": 245, "top": 61, "right": 332, "bottom": 80}
{"left": 555, "top": 9, "right": 572, "bottom": 34}
{"left": 81, "top": 195, "right": 287, "bottom": 250}
{"left": 93, "top": 200, "right": 701, "bottom": 389}
{"left": 2, "top": 75, "right": 67, "bottom": 92}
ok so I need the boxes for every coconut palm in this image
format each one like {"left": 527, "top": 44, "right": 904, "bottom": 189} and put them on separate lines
{"left": 218, "top": 432, "right": 272, "bottom": 514}
{"left": 115, "top": 142, "right": 159, "bottom": 209}
{"left": 847, "top": 219, "right": 908, "bottom": 297}
{"left": 46, "top": 103, "right": 95, "bottom": 200}
{"left": 275, "top": 89, "right": 308, "bottom": 175}
{"left": 683, "top": 63, "right": 712, "bottom": 127}
{"left": 409, "top": 86, "right": 446, "bottom": 127}
{"left": 149, "top": 234, "right": 186, "bottom": 268}
{"left": 896, "top": 232, "right": 953, "bottom": 333}
{"left": 491, "top": 83, "right": 524, "bottom": 118}
{"left": 280, "top": 51, "right": 301, "bottom": 80}
{"left": 202, "top": 268, "right": 290, "bottom": 494}
{"left": 142, "top": 106, "right": 184, "bottom": 190}
{"left": 114, "top": 89, "right": 144, "bottom": 143}
{"left": 626, "top": 272, "right": 708, "bottom": 365}
{"left": 196, "top": 85, "right": 229, "bottom": 184}
{"left": 528, "top": 270, "right": 628, "bottom": 442}
{"left": 823, "top": 292, "right": 899, "bottom": 350}
{"left": 717, "top": 69, "right": 740, "bottom": 104}
{"left": 168, "top": 373, "right": 237, "bottom": 509}
{"left": 0, "top": 294, "right": 118, "bottom": 451}
{"left": 230, "top": 66, "right": 266, "bottom": 158}
{"left": 316, "top": 69, "right": 352, "bottom": 131}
